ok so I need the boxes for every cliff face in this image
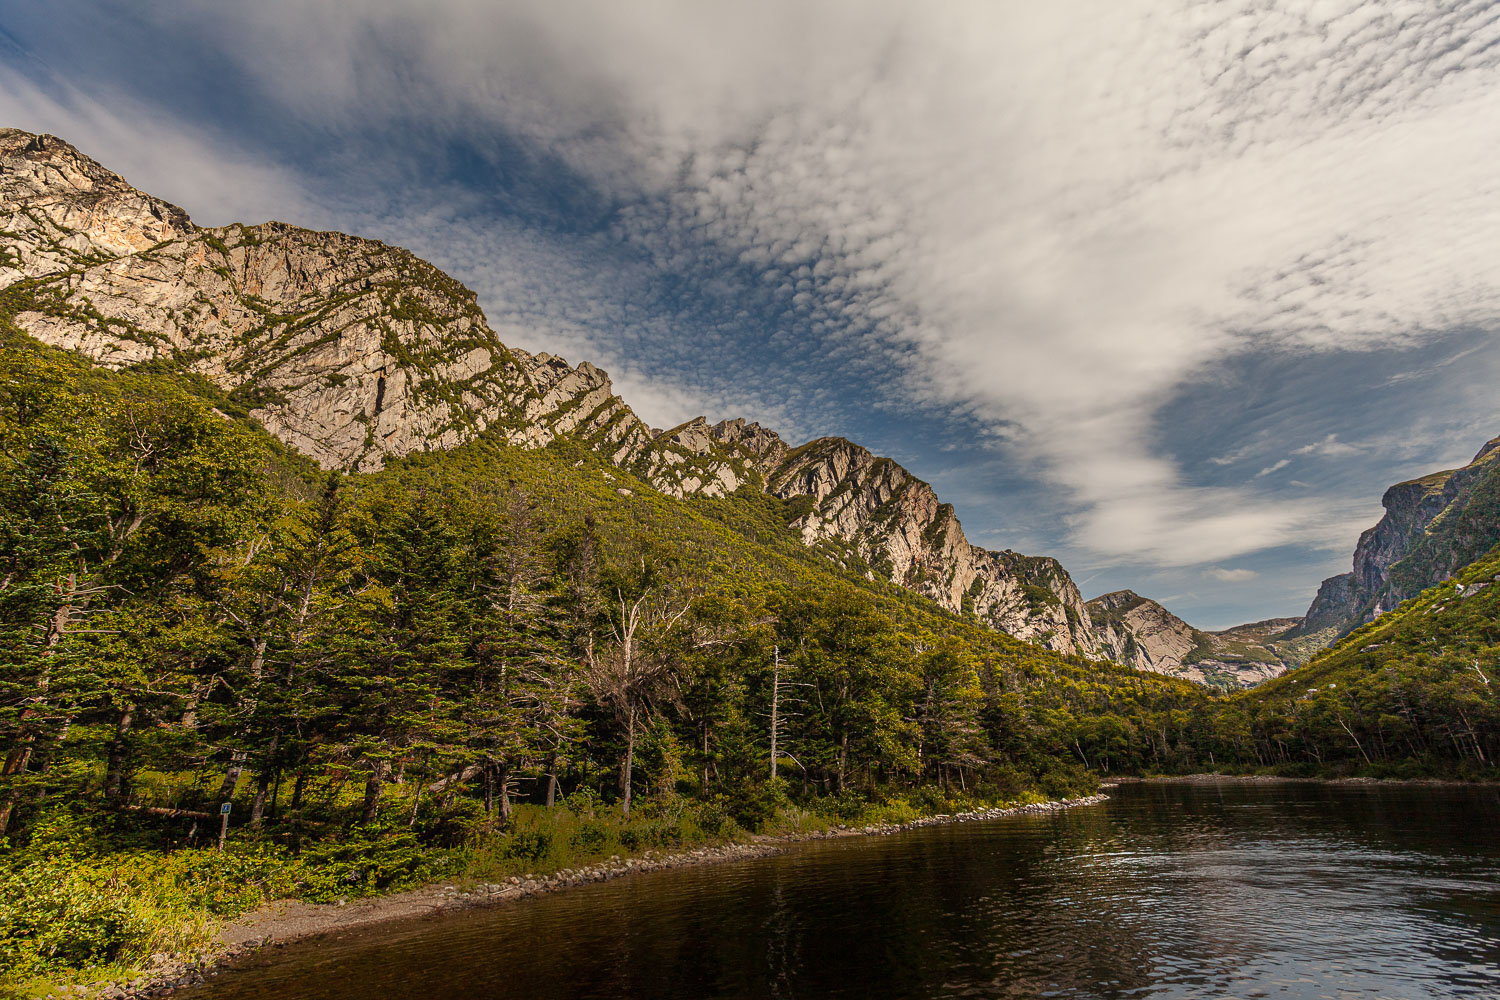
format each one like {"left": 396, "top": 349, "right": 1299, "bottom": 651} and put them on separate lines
{"left": 0, "top": 129, "right": 659, "bottom": 475}
{"left": 1291, "top": 435, "right": 1500, "bottom": 641}
{"left": 0, "top": 128, "right": 1099, "bottom": 657}
{"left": 631, "top": 417, "right": 1101, "bottom": 654}
{"left": 760, "top": 435, "right": 1098, "bottom": 656}
{"left": 1086, "top": 591, "right": 1297, "bottom": 688}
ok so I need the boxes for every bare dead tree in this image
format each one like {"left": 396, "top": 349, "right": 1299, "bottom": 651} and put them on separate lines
{"left": 585, "top": 585, "right": 692, "bottom": 815}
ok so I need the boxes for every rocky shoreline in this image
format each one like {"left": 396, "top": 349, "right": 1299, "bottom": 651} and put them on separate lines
{"left": 94, "top": 794, "right": 1108, "bottom": 999}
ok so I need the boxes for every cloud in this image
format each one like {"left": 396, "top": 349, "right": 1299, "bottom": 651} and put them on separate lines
{"left": 0, "top": 63, "right": 319, "bottom": 228}
{"left": 7, "top": 0, "right": 1500, "bottom": 576}
{"left": 1206, "top": 567, "right": 1259, "bottom": 582}
{"left": 1292, "top": 435, "right": 1364, "bottom": 458}
{"left": 1254, "top": 459, "right": 1292, "bottom": 479}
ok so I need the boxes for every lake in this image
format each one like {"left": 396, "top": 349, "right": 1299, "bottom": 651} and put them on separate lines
{"left": 184, "top": 780, "right": 1500, "bottom": 999}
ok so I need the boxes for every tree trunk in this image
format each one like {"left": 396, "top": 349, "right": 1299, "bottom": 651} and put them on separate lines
{"left": 545, "top": 752, "right": 559, "bottom": 808}
{"left": 769, "top": 646, "right": 781, "bottom": 781}
{"left": 0, "top": 577, "right": 78, "bottom": 833}
{"left": 251, "top": 772, "right": 271, "bottom": 826}
{"left": 290, "top": 768, "right": 308, "bottom": 813}
{"left": 621, "top": 708, "right": 636, "bottom": 815}
{"left": 0, "top": 746, "right": 33, "bottom": 835}
{"left": 250, "top": 735, "right": 279, "bottom": 826}
{"left": 103, "top": 703, "right": 136, "bottom": 804}
{"left": 498, "top": 762, "right": 513, "bottom": 820}
{"left": 217, "top": 751, "right": 247, "bottom": 801}
{"left": 408, "top": 771, "right": 423, "bottom": 827}
{"left": 217, "top": 636, "right": 268, "bottom": 801}
{"left": 362, "top": 758, "right": 387, "bottom": 823}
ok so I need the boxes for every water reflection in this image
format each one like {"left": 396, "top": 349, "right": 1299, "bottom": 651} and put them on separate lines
{"left": 185, "top": 782, "right": 1500, "bottom": 1000}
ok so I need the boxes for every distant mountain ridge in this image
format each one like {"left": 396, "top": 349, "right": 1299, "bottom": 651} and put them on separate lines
{"left": 15, "top": 127, "right": 1490, "bottom": 684}
{"left": 1086, "top": 590, "right": 1300, "bottom": 689}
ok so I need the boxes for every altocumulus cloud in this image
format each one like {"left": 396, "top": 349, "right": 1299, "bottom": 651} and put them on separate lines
{"left": 3, "top": 0, "right": 1499, "bottom": 609}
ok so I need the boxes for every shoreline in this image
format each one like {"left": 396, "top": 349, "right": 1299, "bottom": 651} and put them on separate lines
{"left": 1112, "top": 773, "right": 1491, "bottom": 788}
{"left": 98, "top": 794, "right": 1109, "bottom": 999}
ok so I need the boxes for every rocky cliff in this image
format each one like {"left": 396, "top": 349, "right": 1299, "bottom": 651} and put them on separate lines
{"left": 0, "top": 128, "right": 1101, "bottom": 656}
{"left": 1291, "top": 434, "right": 1500, "bottom": 643}
{"left": 1085, "top": 591, "right": 1298, "bottom": 688}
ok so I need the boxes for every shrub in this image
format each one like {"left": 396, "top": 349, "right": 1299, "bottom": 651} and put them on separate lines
{"left": 722, "top": 779, "right": 789, "bottom": 833}
{"left": 504, "top": 830, "right": 553, "bottom": 863}
{"left": 690, "top": 802, "right": 739, "bottom": 840}
{"left": 415, "top": 797, "right": 489, "bottom": 848}
{"left": 293, "top": 825, "right": 448, "bottom": 903}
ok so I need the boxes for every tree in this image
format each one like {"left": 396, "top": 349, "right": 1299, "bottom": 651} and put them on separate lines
{"left": 583, "top": 550, "right": 693, "bottom": 814}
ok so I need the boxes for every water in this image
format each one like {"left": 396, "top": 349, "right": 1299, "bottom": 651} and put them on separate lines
{"left": 186, "top": 781, "right": 1500, "bottom": 999}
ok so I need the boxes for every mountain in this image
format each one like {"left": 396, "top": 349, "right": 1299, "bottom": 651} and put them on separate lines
{"left": 1234, "top": 539, "right": 1500, "bottom": 774}
{"left": 1086, "top": 590, "right": 1299, "bottom": 689}
{"left": 1290, "top": 434, "right": 1500, "bottom": 646}
{"left": 0, "top": 128, "right": 1102, "bottom": 657}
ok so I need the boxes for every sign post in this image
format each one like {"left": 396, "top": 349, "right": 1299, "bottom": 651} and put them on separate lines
{"left": 219, "top": 801, "right": 232, "bottom": 852}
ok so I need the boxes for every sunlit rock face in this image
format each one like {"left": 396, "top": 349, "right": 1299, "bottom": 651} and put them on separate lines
{"left": 1087, "top": 591, "right": 1299, "bottom": 688}
{"left": 1292, "top": 435, "right": 1500, "bottom": 643}
{"left": 0, "top": 128, "right": 670, "bottom": 473}
{"left": 1, "top": 126, "right": 1157, "bottom": 662}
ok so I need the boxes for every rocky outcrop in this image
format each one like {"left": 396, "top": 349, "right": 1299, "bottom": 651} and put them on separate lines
{"left": 0, "top": 127, "right": 1102, "bottom": 657}
{"left": 611, "top": 416, "right": 1101, "bottom": 654}
{"left": 1289, "top": 434, "right": 1500, "bottom": 642}
{"left": 763, "top": 436, "right": 1098, "bottom": 655}
{"left": 1, "top": 128, "right": 661, "bottom": 474}
{"left": 1086, "top": 591, "right": 1299, "bottom": 688}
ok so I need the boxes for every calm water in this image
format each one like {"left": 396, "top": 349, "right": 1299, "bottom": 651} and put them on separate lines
{"left": 187, "top": 782, "right": 1500, "bottom": 999}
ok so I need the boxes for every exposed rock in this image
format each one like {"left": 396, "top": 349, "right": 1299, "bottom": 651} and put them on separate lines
{"left": 1086, "top": 591, "right": 1299, "bottom": 688}
{"left": 1289, "top": 434, "right": 1500, "bottom": 643}
{"left": 760, "top": 437, "right": 1099, "bottom": 655}
{"left": 0, "top": 127, "right": 659, "bottom": 474}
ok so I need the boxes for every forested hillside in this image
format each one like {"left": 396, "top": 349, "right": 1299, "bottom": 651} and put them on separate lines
{"left": 0, "top": 127, "right": 1105, "bottom": 659}
{"left": 1212, "top": 542, "right": 1500, "bottom": 776}
{"left": 0, "top": 321, "right": 1216, "bottom": 836}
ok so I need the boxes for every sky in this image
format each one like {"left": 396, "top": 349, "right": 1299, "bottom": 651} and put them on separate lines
{"left": 3, "top": 1, "right": 1498, "bottom": 629}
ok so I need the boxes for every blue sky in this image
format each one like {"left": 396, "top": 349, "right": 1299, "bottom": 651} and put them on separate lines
{"left": 3, "top": 1, "right": 1498, "bottom": 629}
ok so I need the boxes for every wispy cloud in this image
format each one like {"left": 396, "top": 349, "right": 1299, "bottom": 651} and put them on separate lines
{"left": 1292, "top": 435, "right": 1364, "bottom": 458}
{"left": 5, "top": 0, "right": 1499, "bottom": 586}
{"left": 1254, "top": 459, "right": 1292, "bottom": 479}
{"left": 1206, "top": 567, "right": 1259, "bottom": 583}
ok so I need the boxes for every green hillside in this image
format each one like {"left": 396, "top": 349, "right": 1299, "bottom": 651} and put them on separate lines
{"left": 1216, "top": 543, "right": 1500, "bottom": 776}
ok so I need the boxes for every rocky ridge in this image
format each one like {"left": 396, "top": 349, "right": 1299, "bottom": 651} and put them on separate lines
{"left": 0, "top": 128, "right": 1102, "bottom": 655}
{"left": 1291, "top": 434, "right": 1500, "bottom": 644}
{"left": 1085, "top": 591, "right": 1299, "bottom": 688}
